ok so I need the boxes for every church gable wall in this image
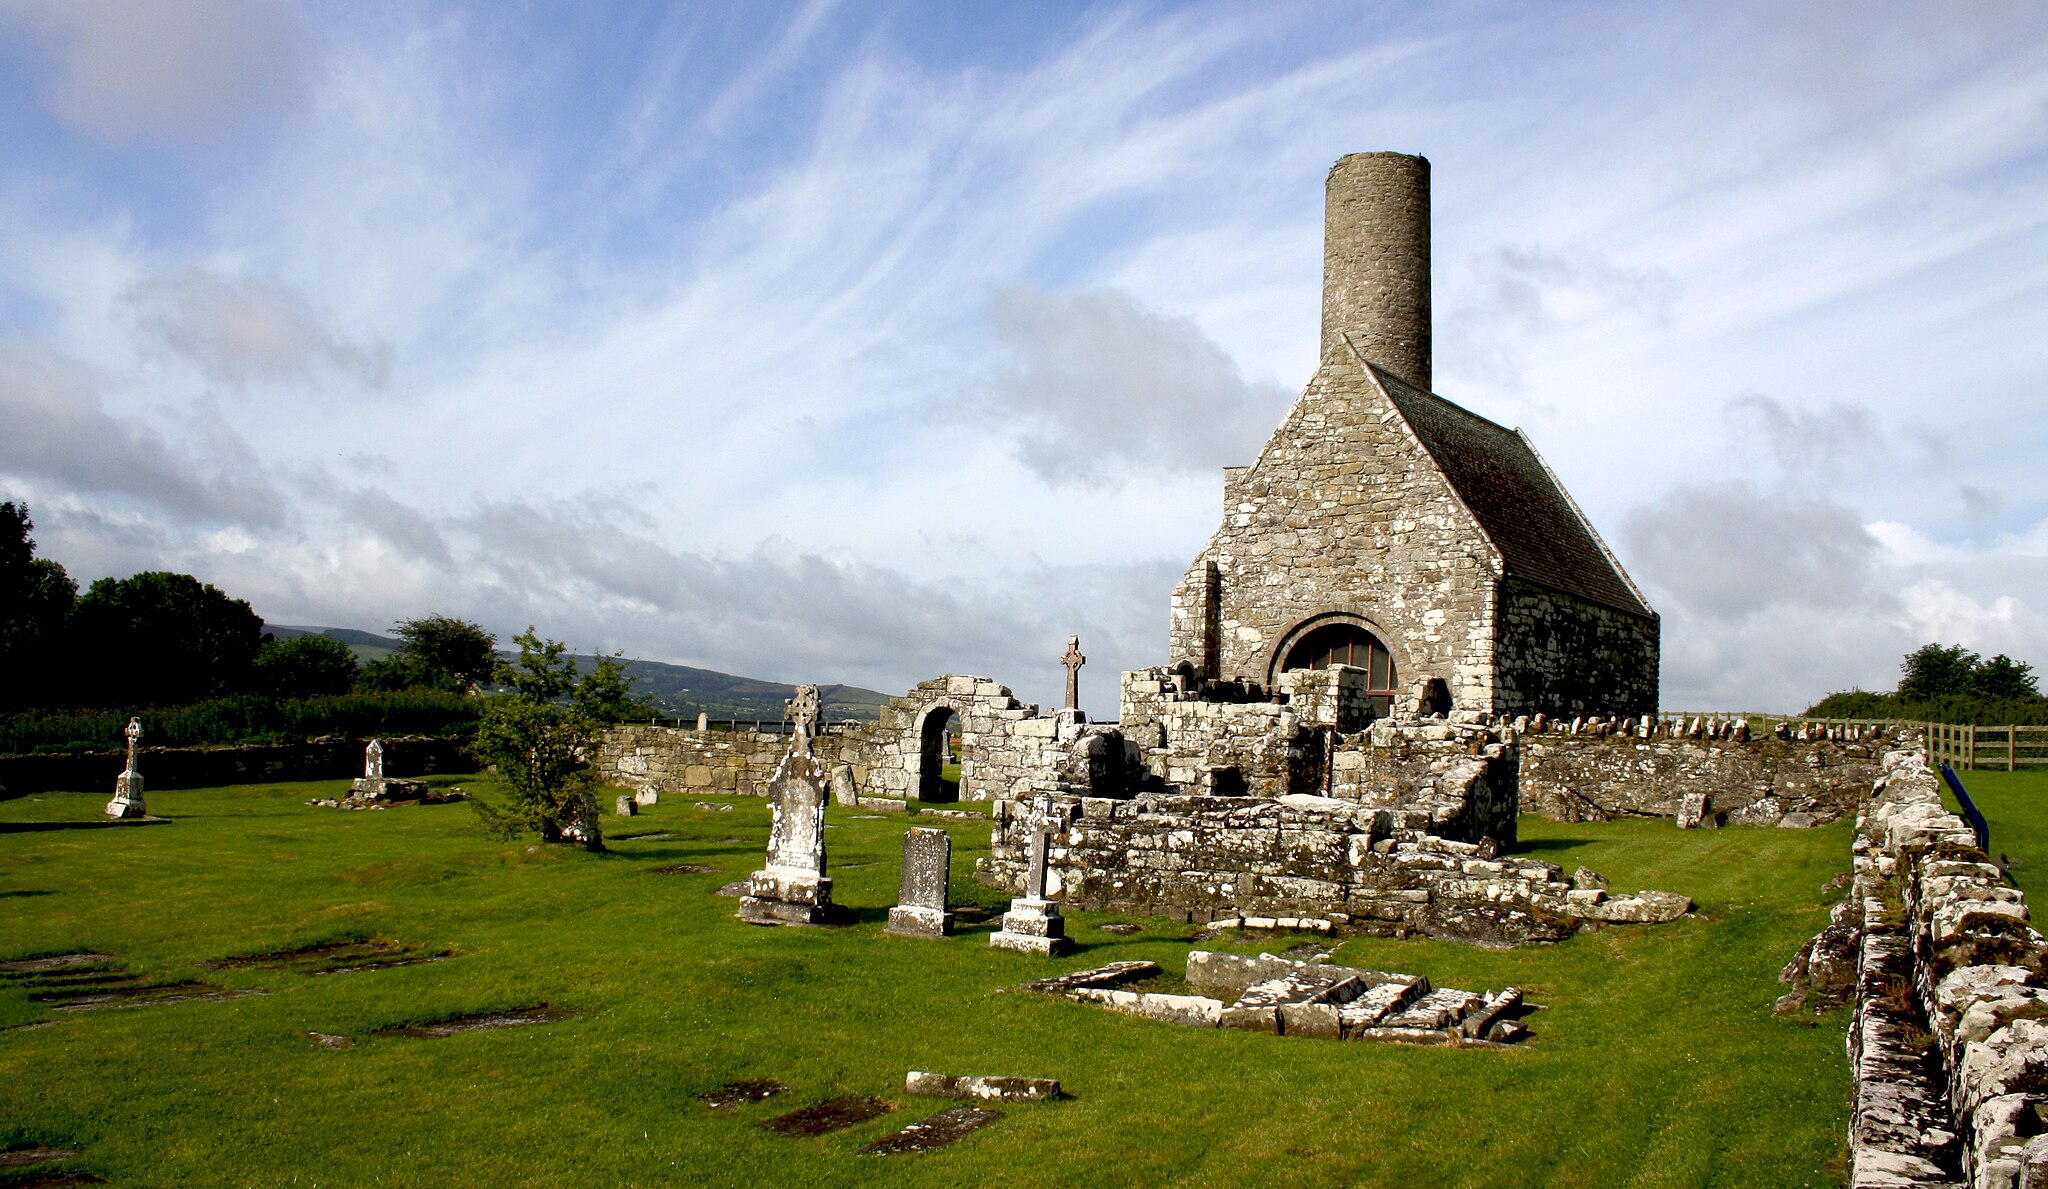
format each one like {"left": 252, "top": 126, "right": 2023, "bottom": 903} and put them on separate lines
{"left": 1189, "top": 358, "right": 1502, "bottom": 713}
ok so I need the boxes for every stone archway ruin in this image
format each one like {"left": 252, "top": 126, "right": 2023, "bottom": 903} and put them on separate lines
{"left": 917, "top": 705, "right": 959, "bottom": 802}
{"left": 865, "top": 676, "right": 1037, "bottom": 803}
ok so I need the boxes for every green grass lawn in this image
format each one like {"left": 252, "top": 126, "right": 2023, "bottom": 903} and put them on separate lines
{"left": 1939, "top": 767, "right": 2048, "bottom": 894}
{"left": 1, "top": 780, "right": 1856, "bottom": 1187}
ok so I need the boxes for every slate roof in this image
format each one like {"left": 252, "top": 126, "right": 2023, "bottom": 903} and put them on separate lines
{"left": 1366, "top": 359, "right": 1654, "bottom": 619}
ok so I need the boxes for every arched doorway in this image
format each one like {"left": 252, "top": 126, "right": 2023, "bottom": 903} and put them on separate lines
{"left": 917, "top": 707, "right": 960, "bottom": 802}
{"left": 1279, "top": 621, "right": 1400, "bottom": 716}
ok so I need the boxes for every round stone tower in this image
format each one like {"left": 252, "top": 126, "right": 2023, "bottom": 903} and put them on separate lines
{"left": 1319, "top": 151, "right": 1431, "bottom": 392}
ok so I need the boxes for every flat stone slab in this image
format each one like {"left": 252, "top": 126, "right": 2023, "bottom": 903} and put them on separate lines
{"left": 0, "top": 1146, "right": 81, "bottom": 1170}
{"left": 652, "top": 864, "right": 721, "bottom": 874}
{"left": 1019, "top": 961, "right": 1157, "bottom": 996}
{"left": 1099, "top": 923, "right": 1142, "bottom": 935}
{"left": 1036, "top": 951, "right": 1530, "bottom": 1045}
{"left": 46, "top": 982, "right": 266, "bottom": 1012}
{"left": 374, "top": 1005, "right": 576, "bottom": 1038}
{"left": 201, "top": 938, "right": 450, "bottom": 976}
{"left": 905, "top": 1071, "right": 1062, "bottom": 1101}
{"left": 0, "top": 953, "right": 114, "bottom": 975}
{"left": 759, "top": 1095, "right": 895, "bottom": 1137}
{"left": 305, "top": 1032, "right": 355, "bottom": 1050}
{"left": 699, "top": 1079, "right": 786, "bottom": 1109}
{"left": 857, "top": 1106, "right": 1003, "bottom": 1155}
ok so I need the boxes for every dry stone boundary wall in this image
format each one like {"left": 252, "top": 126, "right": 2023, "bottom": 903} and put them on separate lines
{"left": 1842, "top": 744, "right": 2048, "bottom": 1187}
{"left": 1516, "top": 715, "right": 1892, "bottom": 825}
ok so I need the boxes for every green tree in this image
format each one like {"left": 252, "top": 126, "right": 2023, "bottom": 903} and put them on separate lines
{"left": 68, "top": 571, "right": 263, "bottom": 706}
{"left": 1898, "top": 643, "right": 1981, "bottom": 703}
{"left": 360, "top": 614, "right": 497, "bottom": 692}
{"left": 575, "top": 651, "right": 656, "bottom": 724}
{"left": 0, "top": 501, "right": 77, "bottom": 707}
{"left": 1974, "top": 654, "right": 2040, "bottom": 702}
{"left": 468, "top": 627, "right": 604, "bottom": 850}
{"left": 253, "top": 634, "right": 361, "bottom": 698}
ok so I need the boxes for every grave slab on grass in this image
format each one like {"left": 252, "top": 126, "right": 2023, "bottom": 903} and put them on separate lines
{"left": 374, "top": 1005, "right": 575, "bottom": 1038}
{"left": 906, "top": 1072, "right": 1061, "bottom": 1101}
{"left": 1026, "top": 953, "right": 1533, "bottom": 1045}
{"left": 699, "top": 1079, "right": 787, "bottom": 1109}
{"left": 856, "top": 1106, "right": 1003, "bottom": 1155}
{"left": 759, "top": 1096, "right": 895, "bottom": 1137}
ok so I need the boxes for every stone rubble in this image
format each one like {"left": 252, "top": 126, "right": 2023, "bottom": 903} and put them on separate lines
{"left": 1025, "top": 951, "right": 1529, "bottom": 1046}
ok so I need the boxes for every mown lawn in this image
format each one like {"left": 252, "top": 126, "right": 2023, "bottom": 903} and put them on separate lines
{"left": 1, "top": 779, "right": 1858, "bottom": 1187}
{"left": 1939, "top": 767, "right": 2048, "bottom": 894}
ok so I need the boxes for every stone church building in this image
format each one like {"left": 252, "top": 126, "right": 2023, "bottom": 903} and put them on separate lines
{"left": 1167, "top": 152, "right": 1658, "bottom": 720}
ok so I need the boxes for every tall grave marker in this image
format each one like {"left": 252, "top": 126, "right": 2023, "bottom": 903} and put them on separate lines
{"left": 887, "top": 827, "right": 955, "bottom": 937}
{"left": 989, "top": 793, "right": 1072, "bottom": 955}
{"left": 738, "top": 685, "right": 836, "bottom": 926}
{"left": 104, "top": 717, "right": 147, "bottom": 819}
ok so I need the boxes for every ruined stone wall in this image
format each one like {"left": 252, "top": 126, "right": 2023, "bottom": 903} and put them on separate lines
{"left": 1119, "top": 667, "right": 1317, "bottom": 799}
{"left": 1517, "top": 717, "right": 1896, "bottom": 825}
{"left": 1327, "top": 719, "right": 1519, "bottom": 847}
{"left": 977, "top": 785, "right": 1683, "bottom": 947}
{"left": 1843, "top": 745, "right": 2048, "bottom": 1186}
{"left": 594, "top": 725, "right": 874, "bottom": 799}
{"left": 1167, "top": 352, "right": 1502, "bottom": 711}
{"left": 1494, "top": 578, "right": 1659, "bottom": 718}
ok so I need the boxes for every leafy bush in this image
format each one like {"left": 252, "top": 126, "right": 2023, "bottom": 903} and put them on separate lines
{"left": 254, "top": 635, "right": 361, "bottom": 697}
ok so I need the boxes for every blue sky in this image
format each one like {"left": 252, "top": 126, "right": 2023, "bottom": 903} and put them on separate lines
{"left": 1, "top": 0, "right": 2044, "bottom": 712}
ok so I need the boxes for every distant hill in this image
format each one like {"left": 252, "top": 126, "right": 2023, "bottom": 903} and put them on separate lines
{"left": 266, "top": 625, "right": 890, "bottom": 722}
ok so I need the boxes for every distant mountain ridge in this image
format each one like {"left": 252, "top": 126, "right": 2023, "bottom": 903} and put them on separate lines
{"left": 267, "top": 625, "right": 890, "bottom": 722}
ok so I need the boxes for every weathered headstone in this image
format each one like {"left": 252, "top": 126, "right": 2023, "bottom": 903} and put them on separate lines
{"left": 615, "top": 795, "right": 638, "bottom": 817}
{"left": 1676, "top": 792, "right": 1715, "bottom": 830}
{"left": 696, "top": 712, "right": 709, "bottom": 734}
{"left": 990, "top": 793, "right": 1072, "bottom": 955}
{"left": 829, "top": 763, "right": 860, "bottom": 807}
{"left": 738, "top": 685, "right": 835, "bottom": 926}
{"left": 887, "top": 827, "right": 954, "bottom": 937}
{"left": 348, "top": 738, "right": 427, "bottom": 802}
{"left": 104, "top": 717, "right": 147, "bottom": 818}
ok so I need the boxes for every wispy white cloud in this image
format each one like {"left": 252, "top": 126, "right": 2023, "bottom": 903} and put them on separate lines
{"left": 0, "top": 0, "right": 310, "bottom": 144}
{"left": 1, "top": 0, "right": 2044, "bottom": 711}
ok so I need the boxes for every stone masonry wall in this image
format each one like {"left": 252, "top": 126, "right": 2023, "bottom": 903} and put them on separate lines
{"left": 1168, "top": 348, "right": 1502, "bottom": 711}
{"left": 1517, "top": 715, "right": 1895, "bottom": 825}
{"left": 1119, "top": 667, "right": 1315, "bottom": 799}
{"left": 976, "top": 787, "right": 1685, "bottom": 947}
{"left": 594, "top": 725, "right": 874, "bottom": 799}
{"left": 1320, "top": 151, "right": 1431, "bottom": 390}
{"left": 1327, "top": 718, "right": 1519, "bottom": 848}
{"left": 1843, "top": 744, "right": 2048, "bottom": 1187}
{"left": 1495, "top": 577, "right": 1658, "bottom": 718}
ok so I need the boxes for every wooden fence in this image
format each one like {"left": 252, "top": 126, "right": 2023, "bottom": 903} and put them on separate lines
{"left": 1924, "top": 723, "right": 2048, "bottom": 772}
{"left": 1664, "top": 711, "right": 2047, "bottom": 773}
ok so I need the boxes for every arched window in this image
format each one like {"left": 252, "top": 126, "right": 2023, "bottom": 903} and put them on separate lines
{"left": 1280, "top": 623, "right": 1399, "bottom": 714}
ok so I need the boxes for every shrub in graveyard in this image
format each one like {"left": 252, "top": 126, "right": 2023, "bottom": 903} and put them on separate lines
{"left": 468, "top": 628, "right": 617, "bottom": 849}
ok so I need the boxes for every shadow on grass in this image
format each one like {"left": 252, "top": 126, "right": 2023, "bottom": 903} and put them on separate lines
{"left": 1509, "top": 837, "right": 1594, "bottom": 853}
{"left": 0, "top": 890, "right": 56, "bottom": 899}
